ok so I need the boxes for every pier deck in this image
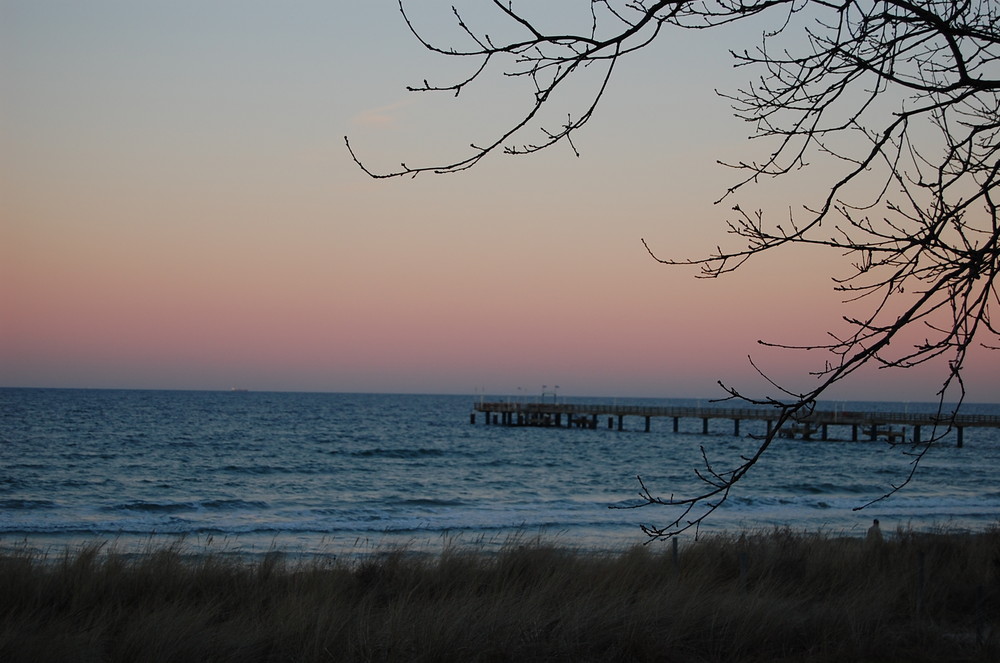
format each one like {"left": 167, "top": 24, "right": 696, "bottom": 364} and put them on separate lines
{"left": 471, "top": 401, "right": 1000, "bottom": 447}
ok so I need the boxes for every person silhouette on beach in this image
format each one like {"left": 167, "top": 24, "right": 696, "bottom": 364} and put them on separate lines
{"left": 866, "top": 518, "right": 883, "bottom": 545}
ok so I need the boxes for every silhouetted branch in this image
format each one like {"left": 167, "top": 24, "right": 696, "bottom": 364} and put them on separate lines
{"left": 350, "top": 0, "right": 1000, "bottom": 539}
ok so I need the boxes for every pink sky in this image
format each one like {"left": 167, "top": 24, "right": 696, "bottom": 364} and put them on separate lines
{"left": 2, "top": 1, "right": 997, "bottom": 402}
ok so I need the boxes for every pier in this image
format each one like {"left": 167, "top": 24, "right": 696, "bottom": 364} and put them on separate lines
{"left": 470, "top": 401, "right": 1000, "bottom": 447}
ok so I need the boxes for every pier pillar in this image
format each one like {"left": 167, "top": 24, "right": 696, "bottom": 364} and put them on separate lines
{"left": 733, "top": 419, "right": 740, "bottom": 437}
{"left": 645, "top": 416, "right": 651, "bottom": 432}
{"left": 766, "top": 420, "right": 772, "bottom": 437}
{"left": 851, "top": 424, "right": 858, "bottom": 441}
{"left": 870, "top": 424, "right": 877, "bottom": 442}
{"left": 555, "top": 413, "right": 562, "bottom": 428}
{"left": 821, "top": 424, "right": 828, "bottom": 441}
{"left": 914, "top": 425, "right": 921, "bottom": 444}
{"left": 702, "top": 418, "right": 709, "bottom": 435}
{"left": 618, "top": 415, "right": 624, "bottom": 431}
{"left": 957, "top": 427, "right": 964, "bottom": 448}
{"left": 673, "top": 417, "right": 679, "bottom": 433}
{"left": 470, "top": 412, "right": 476, "bottom": 425}
{"left": 608, "top": 417, "right": 614, "bottom": 430}
{"left": 591, "top": 414, "right": 598, "bottom": 429}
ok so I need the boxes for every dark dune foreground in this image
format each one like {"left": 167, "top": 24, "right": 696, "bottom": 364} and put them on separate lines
{"left": 1, "top": 527, "right": 998, "bottom": 662}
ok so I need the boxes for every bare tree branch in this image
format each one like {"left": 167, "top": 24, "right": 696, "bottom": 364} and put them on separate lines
{"left": 349, "top": 0, "right": 1000, "bottom": 539}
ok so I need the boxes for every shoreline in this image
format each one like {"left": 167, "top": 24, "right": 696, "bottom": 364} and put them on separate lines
{"left": 0, "top": 521, "right": 989, "bottom": 564}
{"left": 2, "top": 516, "right": 994, "bottom": 561}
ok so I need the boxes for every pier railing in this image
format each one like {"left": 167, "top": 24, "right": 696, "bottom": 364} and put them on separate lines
{"left": 472, "top": 401, "right": 1000, "bottom": 427}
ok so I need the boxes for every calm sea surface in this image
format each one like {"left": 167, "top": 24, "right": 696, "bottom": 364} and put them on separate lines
{"left": 2, "top": 389, "right": 998, "bottom": 558}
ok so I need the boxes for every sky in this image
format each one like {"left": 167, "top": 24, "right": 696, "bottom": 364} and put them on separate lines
{"left": 2, "top": 1, "right": 998, "bottom": 402}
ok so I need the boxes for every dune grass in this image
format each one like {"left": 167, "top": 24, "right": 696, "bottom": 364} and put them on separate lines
{"left": 1, "top": 527, "right": 998, "bottom": 662}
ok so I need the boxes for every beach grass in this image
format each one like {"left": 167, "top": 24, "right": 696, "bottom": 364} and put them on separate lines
{"left": 1, "top": 527, "right": 998, "bottom": 662}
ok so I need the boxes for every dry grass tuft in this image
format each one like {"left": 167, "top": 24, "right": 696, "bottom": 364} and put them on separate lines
{"left": 1, "top": 527, "right": 998, "bottom": 662}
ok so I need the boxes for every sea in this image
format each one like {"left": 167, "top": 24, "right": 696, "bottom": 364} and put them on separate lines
{"left": 2, "top": 388, "right": 999, "bottom": 559}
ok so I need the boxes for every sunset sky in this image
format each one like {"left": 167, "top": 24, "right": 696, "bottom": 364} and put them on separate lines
{"left": 3, "top": 1, "right": 997, "bottom": 402}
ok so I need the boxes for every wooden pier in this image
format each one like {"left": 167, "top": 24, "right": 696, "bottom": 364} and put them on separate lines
{"left": 470, "top": 401, "right": 1000, "bottom": 447}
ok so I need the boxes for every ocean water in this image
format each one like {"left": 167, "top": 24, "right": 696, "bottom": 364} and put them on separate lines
{"left": 2, "top": 388, "right": 999, "bottom": 558}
